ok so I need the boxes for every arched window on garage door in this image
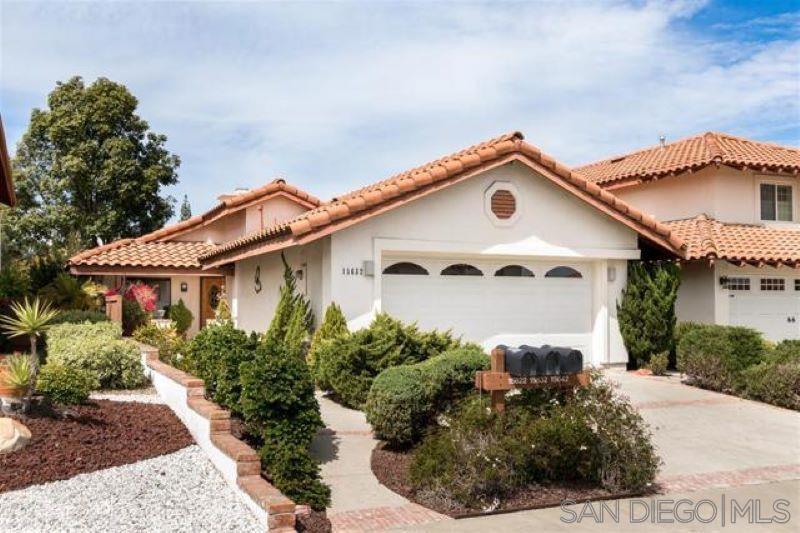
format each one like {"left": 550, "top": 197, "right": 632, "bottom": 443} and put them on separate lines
{"left": 441, "top": 264, "right": 483, "bottom": 276}
{"left": 383, "top": 262, "right": 429, "bottom": 275}
{"left": 545, "top": 266, "right": 583, "bottom": 278}
{"left": 495, "top": 265, "right": 534, "bottom": 277}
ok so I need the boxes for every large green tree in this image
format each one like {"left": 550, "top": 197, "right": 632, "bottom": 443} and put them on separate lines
{"left": 6, "top": 76, "right": 180, "bottom": 257}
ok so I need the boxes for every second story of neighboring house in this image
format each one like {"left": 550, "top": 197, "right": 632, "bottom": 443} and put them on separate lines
{"left": 576, "top": 132, "right": 800, "bottom": 228}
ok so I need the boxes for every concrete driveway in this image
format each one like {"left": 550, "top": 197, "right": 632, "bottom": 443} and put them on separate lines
{"left": 315, "top": 372, "right": 800, "bottom": 532}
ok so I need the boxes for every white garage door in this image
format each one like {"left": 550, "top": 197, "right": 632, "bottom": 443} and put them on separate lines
{"left": 729, "top": 276, "right": 800, "bottom": 342}
{"left": 382, "top": 257, "right": 593, "bottom": 355}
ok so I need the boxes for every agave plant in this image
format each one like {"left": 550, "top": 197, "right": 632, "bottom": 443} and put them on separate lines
{"left": 1, "top": 354, "right": 32, "bottom": 388}
{"left": 0, "top": 298, "right": 59, "bottom": 406}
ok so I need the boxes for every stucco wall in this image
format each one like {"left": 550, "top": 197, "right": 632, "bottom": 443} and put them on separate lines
{"left": 675, "top": 261, "right": 716, "bottom": 324}
{"left": 170, "top": 276, "right": 201, "bottom": 336}
{"left": 175, "top": 212, "right": 246, "bottom": 244}
{"left": 615, "top": 166, "right": 799, "bottom": 226}
{"left": 244, "top": 196, "right": 309, "bottom": 235}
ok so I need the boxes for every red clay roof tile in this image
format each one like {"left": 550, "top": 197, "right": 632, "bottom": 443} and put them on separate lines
{"left": 577, "top": 132, "right": 800, "bottom": 188}
{"left": 665, "top": 214, "right": 800, "bottom": 266}
{"left": 201, "top": 131, "right": 685, "bottom": 266}
{"left": 71, "top": 241, "right": 215, "bottom": 269}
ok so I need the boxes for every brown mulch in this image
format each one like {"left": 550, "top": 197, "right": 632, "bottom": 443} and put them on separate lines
{"left": 0, "top": 400, "right": 194, "bottom": 493}
{"left": 296, "top": 510, "right": 332, "bottom": 533}
{"left": 371, "top": 443, "right": 642, "bottom": 518}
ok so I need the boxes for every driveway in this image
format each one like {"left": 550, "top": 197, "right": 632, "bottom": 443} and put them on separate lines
{"left": 314, "top": 372, "right": 800, "bottom": 532}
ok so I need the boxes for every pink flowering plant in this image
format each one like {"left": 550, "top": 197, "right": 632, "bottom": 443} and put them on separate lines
{"left": 124, "top": 282, "right": 158, "bottom": 313}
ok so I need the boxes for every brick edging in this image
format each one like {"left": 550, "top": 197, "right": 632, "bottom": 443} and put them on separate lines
{"left": 140, "top": 344, "right": 297, "bottom": 531}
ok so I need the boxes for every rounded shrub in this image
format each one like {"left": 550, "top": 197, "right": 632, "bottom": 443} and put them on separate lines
{"left": 365, "top": 346, "right": 488, "bottom": 446}
{"left": 133, "top": 322, "right": 186, "bottom": 367}
{"left": 37, "top": 363, "right": 98, "bottom": 405}
{"left": 742, "top": 361, "right": 800, "bottom": 410}
{"left": 677, "top": 324, "right": 764, "bottom": 391}
{"left": 167, "top": 299, "right": 193, "bottom": 336}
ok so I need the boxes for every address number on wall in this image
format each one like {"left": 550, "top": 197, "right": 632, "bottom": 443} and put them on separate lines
{"left": 341, "top": 266, "right": 364, "bottom": 276}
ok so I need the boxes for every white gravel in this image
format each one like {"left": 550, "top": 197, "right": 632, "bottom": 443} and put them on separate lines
{"left": 0, "top": 446, "right": 262, "bottom": 533}
{"left": 89, "top": 387, "right": 165, "bottom": 404}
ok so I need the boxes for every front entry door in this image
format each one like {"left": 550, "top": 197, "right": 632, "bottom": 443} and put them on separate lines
{"left": 200, "top": 277, "right": 226, "bottom": 328}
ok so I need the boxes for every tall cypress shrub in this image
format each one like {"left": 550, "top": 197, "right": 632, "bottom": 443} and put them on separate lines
{"left": 308, "top": 303, "right": 348, "bottom": 385}
{"left": 266, "top": 252, "right": 314, "bottom": 355}
{"left": 617, "top": 261, "right": 681, "bottom": 368}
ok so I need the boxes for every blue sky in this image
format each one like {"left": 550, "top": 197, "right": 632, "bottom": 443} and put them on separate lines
{"left": 1, "top": 0, "right": 798, "bottom": 218}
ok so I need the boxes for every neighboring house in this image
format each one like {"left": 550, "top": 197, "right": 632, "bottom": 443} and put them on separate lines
{"left": 198, "top": 132, "right": 684, "bottom": 367}
{"left": 0, "top": 116, "right": 16, "bottom": 207}
{"left": 577, "top": 132, "right": 800, "bottom": 342}
{"left": 69, "top": 180, "right": 320, "bottom": 335}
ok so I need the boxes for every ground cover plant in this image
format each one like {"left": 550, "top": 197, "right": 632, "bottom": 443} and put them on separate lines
{"left": 676, "top": 324, "right": 798, "bottom": 410}
{"left": 315, "top": 313, "right": 462, "bottom": 409}
{"left": 372, "top": 373, "right": 659, "bottom": 515}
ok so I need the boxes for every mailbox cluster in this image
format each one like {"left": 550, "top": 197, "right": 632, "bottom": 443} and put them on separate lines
{"left": 498, "top": 345, "right": 583, "bottom": 377}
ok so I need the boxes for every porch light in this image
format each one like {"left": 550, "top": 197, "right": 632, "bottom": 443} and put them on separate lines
{"left": 719, "top": 276, "right": 729, "bottom": 287}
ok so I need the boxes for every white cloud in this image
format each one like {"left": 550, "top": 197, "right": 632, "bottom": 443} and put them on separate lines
{"left": 1, "top": 1, "right": 798, "bottom": 214}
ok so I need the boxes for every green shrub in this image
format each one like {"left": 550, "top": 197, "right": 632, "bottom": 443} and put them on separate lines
{"left": 317, "top": 313, "right": 461, "bottom": 409}
{"left": 409, "top": 375, "right": 659, "bottom": 510}
{"left": 768, "top": 340, "right": 800, "bottom": 365}
{"left": 167, "top": 299, "right": 193, "bottom": 335}
{"left": 742, "top": 361, "right": 800, "bottom": 410}
{"left": 0, "top": 262, "right": 31, "bottom": 300}
{"left": 240, "top": 337, "right": 329, "bottom": 510}
{"left": 123, "top": 298, "right": 149, "bottom": 336}
{"left": 37, "top": 363, "right": 98, "bottom": 405}
{"left": 50, "top": 309, "right": 110, "bottom": 325}
{"left": 47, "top": 322, "right": 144, "bottom": 389}
{"left": 308, "top": 303, "right": 348, "bottom": 387}
{"left": 676, "top": 324, "right": 764, "bottom": 392}
{"left": 648, "top": 352, "right": 669, "bottom": 376}
{"left": 617, "top": 261, "right": 681, "bottom": 367}
{"left": 185, "top": 322, "right": 258, "bottom": 413}
{"left": 365, "top": 346, "right": 488, "bottom": 446}
{"left": 133, "top": 322, "right": 186, "bottom": 367}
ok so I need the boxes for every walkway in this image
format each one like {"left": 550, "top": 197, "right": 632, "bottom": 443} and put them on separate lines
{"left": 314, "top": 373, "right": 800, "bottom": 531}
{"left": 311, "top": 393, "right": 450, "bottom": 531}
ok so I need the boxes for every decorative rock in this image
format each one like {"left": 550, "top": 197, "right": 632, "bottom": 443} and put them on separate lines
{"left": 0, "top": 417, "right": 31, "bottom": 454}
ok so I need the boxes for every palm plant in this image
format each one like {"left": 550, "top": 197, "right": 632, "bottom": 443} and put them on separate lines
{"left": 0, "top": 298, "right": 59, "bottom": 405}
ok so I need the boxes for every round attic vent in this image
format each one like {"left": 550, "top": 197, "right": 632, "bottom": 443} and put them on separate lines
{"left": 490, "top": 189, "right": 516, "bottom": 219}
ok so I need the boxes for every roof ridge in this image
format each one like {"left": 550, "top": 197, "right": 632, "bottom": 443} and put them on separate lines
{"left": 708, "top": 131, "right": 800, "bottom": 152}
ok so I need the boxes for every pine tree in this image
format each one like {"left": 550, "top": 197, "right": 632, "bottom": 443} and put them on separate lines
{"left": 617, "top": 261, "right": 681, "bottom": 368}
{"left": 265, "top": 253, "right": 314, "bottom": 350}
{"left": 179, "top": 195, "right": 192, "bottom": 221}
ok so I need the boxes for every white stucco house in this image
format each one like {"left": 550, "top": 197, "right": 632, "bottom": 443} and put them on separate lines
{"left": 69, "top": 180, "right": 320, "bottom": 336}
{"left": 199, "top": 132, "right": 684, "bottom": 367}
{"left": 577, "top": 132, "right": 800, "bottom": 342}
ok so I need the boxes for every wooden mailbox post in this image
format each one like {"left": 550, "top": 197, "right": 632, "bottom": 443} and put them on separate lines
{"left": 475, "top": 347, "right": 590, "bottom": 412}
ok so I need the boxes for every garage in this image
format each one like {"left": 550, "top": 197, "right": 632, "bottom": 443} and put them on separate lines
{"left": 381, "top": 256, "right": 594, "bottom": 355}
{"left": 728, "top": 275, "right": 800, "bottom": 342}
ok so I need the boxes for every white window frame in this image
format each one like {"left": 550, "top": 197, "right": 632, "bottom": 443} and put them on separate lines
{"left": 759, "top": 277, "right": 786, "bottom": 292}
{"left": 725, "top": 277, "right": 751, "bottom": 291}
{"left": 756, "top": 176, "right": 796, "bottom": 224}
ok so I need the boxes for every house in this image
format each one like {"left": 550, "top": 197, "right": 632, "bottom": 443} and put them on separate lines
{"left": 0, "top": 116, "right": 16, "bottom": 207}
{"left": 577, "top": 132, "right": 800, "bottom": 342}
{"left": 198, "top": 132, "right": 684, "bottom": 367}
{"left": 68, "top": 180, "right": 320, "bottom": 335}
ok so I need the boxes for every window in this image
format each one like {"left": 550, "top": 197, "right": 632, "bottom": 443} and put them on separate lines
{"left": 795, "top": 279, "right": 800, "bottom": 291}
{"left": 760, "top": 183, "right": 793, "bottom": 222}
{"left": 383, "top": 262, "right": 428, "bottom": 275}
{"left": 495, "top": 265, "right": 534, "bottom": 277}
{"left": 441, "top": 264, "right": 483, "bottom": 276}
{"left": 726, "top": 277, "right": 750, "bottom": 291}
{"left": 760, "top": 278, "right": 785, "bottom": 291}
{"left": 545, "top": 266, "right": 582, "bottom": 278}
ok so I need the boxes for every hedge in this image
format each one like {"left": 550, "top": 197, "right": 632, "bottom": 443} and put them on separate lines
{"left": 50, "top": 309, "right": 110, "bottom": 325}
{"left": 316, "top": 313, "right": 461, "bottom": 408}
{"left": 742, "top": 361, "right": 800, "bottom": 410}
{"left": 47, "top": 322, "right": 144, "bottom": 389}
{"left": 365, "top": 346, "right": 488, "bottom": 446}
{"left": 676, "top": 323, "right": 764, "bottom": 391}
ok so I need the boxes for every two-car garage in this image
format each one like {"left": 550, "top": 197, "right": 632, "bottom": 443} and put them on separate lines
{"left": 381, "top": 256, "right": 595, "bottom": 358}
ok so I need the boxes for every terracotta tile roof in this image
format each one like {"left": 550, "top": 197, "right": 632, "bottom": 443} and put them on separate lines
{"left": 201, "top": 131, "right": 685, "bottom": 266}
{"left": 69, "top": 178, "right": 318, "bottom": 269}
{"left": 70, "top": 240, "right": 215, "bottom": 269}
{"left": 576, "top": 132, "right": 800, "bottom": 188}
{"left": 664, "top": 214, "right": 800, "bottom": 266}
{"left": 139, "top": 179, "right": 321, "bottom": 243}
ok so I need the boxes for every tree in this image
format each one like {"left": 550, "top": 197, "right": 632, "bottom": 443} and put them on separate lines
{"left": 179, "top": 195, "right": 192, "bottom": 221}
{"left": 0, "top": 297, "right": 59, "bottom": 409}
{"left": 617, "top": 261, "right": 681, "bottom": 368}
{"left": 6, "top": 76, "right": 180, "bottom": 258}
{"left": 265, "top": 253, "right": 314, "bottom": 349}
{"left": 307, "top": 303, "right": 347, "bottom": 383}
